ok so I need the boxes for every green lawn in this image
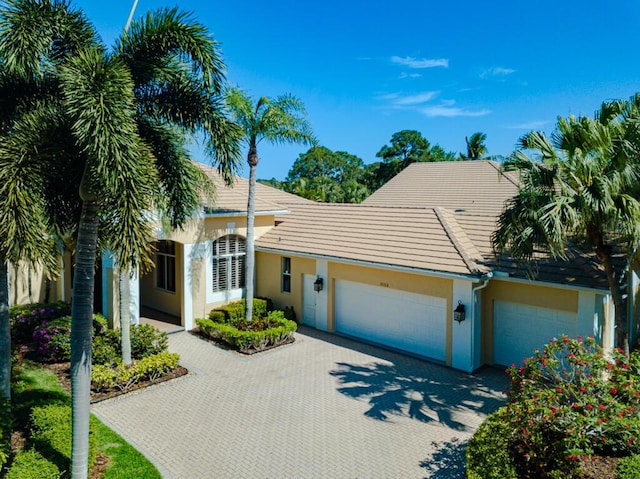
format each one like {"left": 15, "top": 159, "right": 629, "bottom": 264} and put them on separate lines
{"left": 11, "top": 361, "right": 161, "bottom": 479}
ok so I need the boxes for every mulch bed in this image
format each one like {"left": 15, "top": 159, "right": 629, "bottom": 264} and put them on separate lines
{"left": 44, "top": 361, "right": 190, "bottom": 403}
{"left": 190, "top": 328, "right": 296, "bottom": 355}
{"left": 577, "top": 455, "right": 619, "bottom": 479}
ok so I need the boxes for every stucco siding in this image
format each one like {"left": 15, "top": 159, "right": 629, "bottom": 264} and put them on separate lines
{"left": 255, "top": 252, "right": 315, "bottom": 321}
{"left": 140, "top": 243, "right": 183, "bottom": 319}
{"left": 481, "top": 279, "right": 579, "bottom": 364}
{"left": 160, "top": 215, "right": 274, "bottom": 245}
{"left": 9, "top": 260, "right": 61, "bottom": 305}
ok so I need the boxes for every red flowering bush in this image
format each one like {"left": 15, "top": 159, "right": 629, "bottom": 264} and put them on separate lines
{"left": 505, "top": 335, "right": 640, "bottom": 477}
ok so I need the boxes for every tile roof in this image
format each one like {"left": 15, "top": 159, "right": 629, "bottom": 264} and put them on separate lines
{"left": 256, "top": 203, "right": 486, "bottom": 277}
{"left": 194, "top": 162, "right": 312, "bottom": 214}
{"left": 363, "top": 160, "right": 519, "bottom": 215}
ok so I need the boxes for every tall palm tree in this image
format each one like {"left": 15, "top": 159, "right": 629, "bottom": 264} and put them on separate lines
{"left": 226, "top": 88, "right": 315, "bottom": 321}
{"left": 462, "top": 132, "right": 488, "bottom": 160}
{"left": 0, "top": 3, "right": 240, "bottom": 477}
{"left": 0, "top": 0, "right": 96, "bottom": 404}
{"left": 492, "top": 98, "right": 640, "bottom": 356}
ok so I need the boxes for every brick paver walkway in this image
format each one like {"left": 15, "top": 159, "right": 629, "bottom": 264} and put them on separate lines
{"left": 92, "top": 327, "right": 508, "bottom": 478}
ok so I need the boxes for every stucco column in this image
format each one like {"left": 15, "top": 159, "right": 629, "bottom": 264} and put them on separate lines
{"left": 315, "top": 259, "right": 329, "bottom": 331}
{"left": 451, "top": 279, "right": 475, "bottom": 372}
{"left": 182, "top": 243, "right": 194, "bottom": 331}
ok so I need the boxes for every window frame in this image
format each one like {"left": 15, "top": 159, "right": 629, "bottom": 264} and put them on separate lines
{"left": 211, "top": 235, "right": 246, "bottom": 293}
{"left": 281, "top": 257, "right": 291, "bottom": 293}
{"left": 155, "top": 240, "right": 176, "bottom": 293}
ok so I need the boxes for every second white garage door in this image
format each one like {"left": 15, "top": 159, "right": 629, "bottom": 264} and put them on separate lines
{"left": 493, "top": 301, "right": 577, "bottom": 367}
{"left": 334, "top": 280, "right": 447, "bottom": 361}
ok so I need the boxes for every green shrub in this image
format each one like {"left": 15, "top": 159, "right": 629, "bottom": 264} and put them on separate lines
{"left": 208, "top": 310, "right": 226, "bottom": 323}
{"left": 466, "top": 407, "right": 518, "bottom": 479}
{"left": 130, "top": 324, "right": 168, "bottom": 358}
{"left": 92, "top": 334, "right": 119, "bottom": 367}
{"left": 32, "top": 317, "right": 71, "bottom": 363}
{"left": 504, "top": 335, "right": 640, "bottom": 476}
{"left": 5, "top": 449, "right": 61, "bottom": 479}
{"left": 10, "top": 302, "right": 70, "bottom": 342}
{"left": 210, "top": 298, "right": 269, "bottom": 322}
{"left": 197, "top": 310, "right": 296, "bottom": 353}
{"left": 29, "top": 404, "right": 98, "bottom": 473}
{"left": 91, "top": 352, "right": 180, "bottom": 393}
{"left": 0, "top": 399, "right": 10, "bottom": 472}
{"left": 617, "top": 454, "right": 640, "bottom": 479}
{"left": 92, "top": 324, "right": 167, "bottom": 366}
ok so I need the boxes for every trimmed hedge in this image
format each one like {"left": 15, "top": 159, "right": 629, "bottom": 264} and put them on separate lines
{"left": 0, "top": 399, "right": 10, "bottom": 473}
{"left": 5, "top": 449, "right": 61, "bottom": 479}
{"left": 210, "top": 299, "right": 269, "bottom": 322}
{"left": 91, "top": 352, "right": 180, "bottom": 393}
{"left": 617, "top": 454, "right": 640, "bottom": 479}
{"left": 29, "top": 404, "right": 98, "bottom": 474}
{"left": 466, "top": 407, "right": 518, "bottom": 479}
{"left": 197, "top": 310, "right": 296, "bottom": 353}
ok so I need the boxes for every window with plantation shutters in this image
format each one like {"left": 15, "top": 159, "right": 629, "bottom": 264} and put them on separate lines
{"left": 212, "top": 235, "right": 246, "bottom": 292}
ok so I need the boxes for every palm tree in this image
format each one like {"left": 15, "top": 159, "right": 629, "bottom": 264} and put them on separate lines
{"left": 0, "top": 0, "right": 95, "bottom": 404}
{"left": 0, "top": 3, "right": 240, "bottom": 477}
{"left": 492, "top": 98, "right": 640, "bottom": 356}
{"left": 461, "top": 132, "right": 488, "bottom": 160}
{"left": 226, "top": 88, "right": 315, "bottom": 321}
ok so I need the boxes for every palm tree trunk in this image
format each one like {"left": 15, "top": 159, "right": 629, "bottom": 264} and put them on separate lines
{"left": 599, "top": 247, "right": 629, "bottom": 357}
{"left": 244, "top": 145, "right": 258, "bottom": 322}
{"left": 0, "top": 256, "right": 10, "bottom": 403}
{"left": 70, "top": 199, "right": 98, "bottom": 479}
{"left": 119, "top": 269, "right": 132, "bottom": 365}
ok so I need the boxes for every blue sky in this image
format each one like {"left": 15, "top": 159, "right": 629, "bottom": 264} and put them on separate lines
{"left": 73, "top": 0, "right": 640, "bottom": 180}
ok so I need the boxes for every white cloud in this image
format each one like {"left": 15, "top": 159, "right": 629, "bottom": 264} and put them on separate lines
{"left": 420, "top": 101, "right": 491, "bottom": 118}
{"left": 393, "top": 91, "right": 439, "bottom": 106}
{"left": 506, "top": 120, "right": 550, "bottom": 130}
{"left": 391, "top": 56, "right": 449, "bottom": 69}
{"left": 399, "top": 72, "right": 422, "bottom": 79}
{"left": 481, "top": 66, "right": 516, "bottom": 79}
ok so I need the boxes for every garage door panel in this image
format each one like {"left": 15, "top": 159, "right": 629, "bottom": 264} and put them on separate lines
{"left": 335, "top": 280, "right": 446, "bottom": 361}
{"left": 494, "top": 301, "right": 576, "bottom": 367}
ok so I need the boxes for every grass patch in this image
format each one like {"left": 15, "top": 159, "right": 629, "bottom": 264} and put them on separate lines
{"left": 10, "top": 361, "right": 160, "bottom": 478}
{"left": 94, "top": 419, "right": 160, "bottom": 479}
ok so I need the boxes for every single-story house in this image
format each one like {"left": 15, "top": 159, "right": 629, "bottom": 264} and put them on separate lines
{"left": 12, "top": 160, "right": 640, "bottom": 372}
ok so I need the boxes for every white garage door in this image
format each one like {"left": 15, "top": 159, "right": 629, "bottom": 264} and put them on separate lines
{"left": 493, "top": 301, "right": 577, "bottom": 367}
{"left": 335, "top": 280, "right": 447, "bottom": 361}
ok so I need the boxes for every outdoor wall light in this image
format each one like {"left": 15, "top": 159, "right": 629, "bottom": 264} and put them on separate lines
{"left": 313, "top": 276, "right": 324, "bottom": 293}
{"left": 454, "top": 301, "right": 466, "bottom": 324}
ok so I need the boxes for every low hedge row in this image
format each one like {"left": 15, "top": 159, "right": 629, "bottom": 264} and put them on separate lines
{"left": 197, "top": 310, "right": 296, "bottom": 353}
{"left": 210, "top": 298, "right": 270, "bottom": 322}
{"left": 5, "top": 404, "right": 98, "bottom": 479}
{"left": 91, "top": 352, "right": 180, "bottom": 393}
{"left": 5, "top": 449, "right": 61, "bottom": 479}
{"left": 466, "top": 407, "right": 517, "bottom": 479}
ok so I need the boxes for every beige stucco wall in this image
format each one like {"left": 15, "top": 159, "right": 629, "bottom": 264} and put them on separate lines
{"left": 161, "top": 214, "right": 274, "bottom": 245}
{"left": 255, "top": 252, "right": 315, "bottom": 320}
{"left": 480, "top": 279, "right": 579, "bottom": 364}
{"left": 9, "top": 252, "right": 72, "bottom": 306}
{"left": 139, "top": 242, "right": 183, "bottom": 319}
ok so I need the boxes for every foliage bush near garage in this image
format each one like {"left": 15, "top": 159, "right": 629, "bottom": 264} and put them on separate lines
{"left": 91, "top": 352, "right": 180, "bottom": 393}
{"left": 198, "top": 309, "right": 296, "bottom": 353}
{"left": 0, "top": 399, "right": 10, "bottom": 472}
{"left": 466, "top": 407, "right": 518, "bottom": 479}
{"left": 468, "top": 335, "right": 640, "bottom": 478}
{"left": 617, "top": 454, "right": 640, "bottom": 478}
{"left": 5, "top": 449, "right": 61, "bottom": 479}
{"left": 29, "top": 404, "right": 98, "bottom": 473}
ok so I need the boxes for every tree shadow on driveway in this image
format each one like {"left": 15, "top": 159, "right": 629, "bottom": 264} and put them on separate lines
{"left": 329, "top": 360, "right": 507, "bottom": 431}
{"left": 420, "top": 438, "right": 467, "bottom": 478}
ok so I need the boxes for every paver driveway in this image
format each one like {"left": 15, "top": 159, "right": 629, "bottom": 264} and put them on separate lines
{"left": 92, "top": 327, "right": 508, "bottom": 478}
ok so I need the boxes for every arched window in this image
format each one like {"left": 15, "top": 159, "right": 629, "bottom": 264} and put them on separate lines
{"left": 212, "top": 235, "right": 246, "bottom": 292}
